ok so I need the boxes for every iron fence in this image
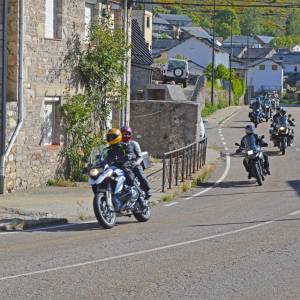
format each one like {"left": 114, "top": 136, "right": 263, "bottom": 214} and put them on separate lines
{"left": 162, "top": 138, "right": 207, "bottom": 192}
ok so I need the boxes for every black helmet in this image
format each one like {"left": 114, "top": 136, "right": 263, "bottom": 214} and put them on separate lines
{"left": 245, "top": 124, "right": 254, "bottom": 135}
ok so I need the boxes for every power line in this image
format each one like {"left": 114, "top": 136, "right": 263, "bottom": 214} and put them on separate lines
{"left": 136, "top": 1, "right": 300, "bottom": 9}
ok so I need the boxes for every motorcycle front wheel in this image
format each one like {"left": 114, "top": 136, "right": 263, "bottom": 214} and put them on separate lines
{"left": 93, "top": 194, "right": 116, "bottom": 229}
{"left": 254, "top": 161, "right": 263, "bottom": 186}
{"left": 133, "top": 203, "right": 151, "bottom": 222}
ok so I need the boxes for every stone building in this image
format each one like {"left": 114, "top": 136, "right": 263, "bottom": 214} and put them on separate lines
{"left": 0, "top": 0, "right": 132, "bottom": 193}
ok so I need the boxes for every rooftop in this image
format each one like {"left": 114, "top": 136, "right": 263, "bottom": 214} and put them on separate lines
{"left": 223, "top": 35, "right": 260, "bottom": 46}
{"left": 273, "top": 53, "right": 300, "bottom": 64}
{"left": 157, "top": 13, "right": 192, "bottom": 22}
{"left": 256, "top": 35, "right": 275, "bottom": 45}
{"left": 181, "top": 26, "right": 212, "bottom": 39}
{"left": 131, "top": 19, "right": 153, "bottom": 65}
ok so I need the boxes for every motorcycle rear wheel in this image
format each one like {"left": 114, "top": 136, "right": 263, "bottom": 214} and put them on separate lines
{"left": 93, "top": 194, "right": 116, "bottom": 229}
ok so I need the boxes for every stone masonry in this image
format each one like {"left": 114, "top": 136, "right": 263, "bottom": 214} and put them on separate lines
{"left": 2, "top": 0, "right": 129, "bottom": 193}
{"left": 130, "top": 100, "right": 201, "bottom": 157}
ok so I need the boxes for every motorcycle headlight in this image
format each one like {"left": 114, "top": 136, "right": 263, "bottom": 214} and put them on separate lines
{"left": 279, "top": 127, "right": 285, "bottom": 131}
{"left": 247, "top": 150, "right": 254, "bottom": 155}
{"left": 89, "top": 168, "right": 101, "bottom": 177}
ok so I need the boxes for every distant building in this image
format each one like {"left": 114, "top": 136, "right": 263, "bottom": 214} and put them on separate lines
{"left": 247, "top": 59, "right": 283, "bottom": 95}
{"left": 156, "top": 13, "right": 192, "bottom": 28}
{"left": 273, "top": 53, "right": 300, "bottom": 74}
{"left": 223, "top": 36, "right": 261, "bottom": 48}
{"left": 159, "top": 37, "right": 230, "bottom": 74}
{"left": 131, "top": 20, "right": 153, "bottom": 100}
{"left": 242, "top": 48, "right": 276, "bottom": 62}
{"left": 132, "top": 9, "right": 153, "bottom": 50}
{"left": 255, "top": 35, "right": 275, "bottom": 47}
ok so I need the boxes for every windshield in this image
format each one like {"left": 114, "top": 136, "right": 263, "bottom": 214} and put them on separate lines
{"left": 167, "top": 60, "right": 186, "bottom": 71}
{"left": 277, "top": 116, "right": 289, "bottom": 127}
{"left": 244, "top": 135, "right": 259, "bottom": 151}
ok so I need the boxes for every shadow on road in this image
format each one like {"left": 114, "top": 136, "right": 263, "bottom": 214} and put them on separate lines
{"left": 24, "top": 220, "right": 139, "bottom": 233}
{"left": 189, "top": 217, "right": 300, "bottom": 228}
{"left": 287, "top": 180, "right": 300, "bottom": 197}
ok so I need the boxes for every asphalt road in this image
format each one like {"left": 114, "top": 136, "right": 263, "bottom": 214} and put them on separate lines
{"left": 1, "top": 106, "right": 300, "bottom": 300}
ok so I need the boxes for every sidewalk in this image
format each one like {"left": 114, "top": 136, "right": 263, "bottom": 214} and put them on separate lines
{"left": 0, "top": 106, "right": 242, "bottom": 231}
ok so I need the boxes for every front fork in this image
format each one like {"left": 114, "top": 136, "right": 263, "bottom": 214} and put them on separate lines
{"left": 106, "top": 184, "right": 113, "bottom": 210}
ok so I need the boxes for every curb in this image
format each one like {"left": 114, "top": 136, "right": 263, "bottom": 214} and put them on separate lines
{"left": 0, "top": 217, "right": 68, "bottom": 231}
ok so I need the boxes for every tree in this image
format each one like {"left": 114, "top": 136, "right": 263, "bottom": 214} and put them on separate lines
{"left": 240, "top": 8, "right": 263, "bottom": 36}
{"left": 270, "top": 35, "right": 300, "bottom": 49}
{"left": 61, "top": 23, "right": 129, "bottom": 180}
{"left": 286, "top": 9, "right": 300, "bottom": 36}
{"left": 215, "top": 8, "right": 240, "bottom": 39}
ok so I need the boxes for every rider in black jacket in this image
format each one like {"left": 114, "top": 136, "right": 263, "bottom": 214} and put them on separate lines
{"left": 240, "top": 125, "right": 270, "bottom": 179}
{"left": 105, "top": 128, "right": 144, "bottom": 210}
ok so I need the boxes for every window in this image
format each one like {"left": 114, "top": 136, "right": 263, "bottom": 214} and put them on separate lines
{"left": 294, "top": 66, "right": 298, "bottom": 72}
{"left": 85, "top": 3, "right": 94, "bottom": 38}
{"left": 259, "top": 64, "right": 265, "bottom": 70}
{"left": 42, "top": 97, "right": 61, "bottom": 145}
{"left": 272, "top": 65, "right": 278, "bottom": 71}
{"left": 45, "top": 0, "right": 62, "bottom": 39}
{"left": 146, "top": 16, "right": 150, "bottom": 29}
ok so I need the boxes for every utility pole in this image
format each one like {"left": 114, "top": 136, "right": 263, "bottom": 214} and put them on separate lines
{"left": 229, "top": 5, "right": 233, "bottom": 106}
{"left": 211, "top": 0, "right": 216, "bottom": 105}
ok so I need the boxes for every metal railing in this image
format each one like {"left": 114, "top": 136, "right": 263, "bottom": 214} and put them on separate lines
{"left": 162, "top": 138, "right": 207, "bottom": 192}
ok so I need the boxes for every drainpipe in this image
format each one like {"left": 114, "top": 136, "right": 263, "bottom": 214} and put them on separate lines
{"left": 0, "top": 0, "right": 9, "bottom": 194}
{"left": 0, "top": 0, "right": 24, "bottom": 194}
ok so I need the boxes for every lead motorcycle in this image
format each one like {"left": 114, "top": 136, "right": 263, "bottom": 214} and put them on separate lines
{"left": 235, "top": 136, "right": 268, "bottom": 186}
{"left": 87, "top": 150, "right": 151, "bottom": 229}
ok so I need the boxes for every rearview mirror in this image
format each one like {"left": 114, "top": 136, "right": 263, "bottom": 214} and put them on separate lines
{"left": 292, "top": 118, "right": 295, "bottom": 121}
{"left": 235, "top": 143, "right": 240, "bottom": 146}
{"left": 261, "top": 135, "right": 265, "bottom": 139}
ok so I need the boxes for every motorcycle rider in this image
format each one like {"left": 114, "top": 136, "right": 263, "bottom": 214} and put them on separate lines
{"left": 120, "top": 126, "right": 152, "bottom": 200}
{"left": 249, "top": 97, "right": 262, "bottom": 122}
{"left": 239, "top": 125, "right": 270, "bottom": 179}
{"left": 280, "top": 109, "right": 295, "bottom": 145}
{"left": 105, "top": 128, "right": 145, "bottom": 211}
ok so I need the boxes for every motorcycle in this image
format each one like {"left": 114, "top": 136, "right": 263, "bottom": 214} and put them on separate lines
{"left": 87, "top": 150, "right": 151, "bottom": 229}
{"left": 235, "top": 137, "right": 268, "bottom": 186}
{"left": 263, "top": 103, "right": 272, "bottom": 122}
{"left": 250, "top": 108, "right": 263, "bottom": 128}
{"left": 270, "top": 116, "right": 293, "bottom": 155}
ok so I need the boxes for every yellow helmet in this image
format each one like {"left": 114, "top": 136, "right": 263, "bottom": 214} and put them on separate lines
{"left": 106, "top": 128, "right": 122, "bottom": 146}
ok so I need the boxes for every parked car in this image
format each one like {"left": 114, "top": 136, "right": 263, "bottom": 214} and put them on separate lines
{"left": 163, "top": 58, "right": 189, "bottom": 88}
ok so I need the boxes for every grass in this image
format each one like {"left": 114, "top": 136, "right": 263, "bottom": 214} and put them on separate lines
{"left": 181, "top": 182, "right": 192, "bottom": 193}
{"left": 47, "top": 178, "right": 77, "bottom": 187}
{"left": 201, "top": 101, "right": 229, "bottom": 117}
{"left": 161, "top": 195, "right": 174, "bottom": 202}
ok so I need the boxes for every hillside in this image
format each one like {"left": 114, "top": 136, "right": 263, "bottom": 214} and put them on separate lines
{"left": 150, "top": 0, "right": 299, "bottom": 37}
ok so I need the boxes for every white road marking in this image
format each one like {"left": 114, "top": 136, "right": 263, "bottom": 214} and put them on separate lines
{"left": 222, "top": 142, "right": 227, "bottom": 145}
{"left": 295, "top": 148, "right": 300, "bottom": 152}
{"left": 288, "top": 209, "right": 300, "bottom": 216}
{"left": 220, "top": 137, "right": 225, "bottom": 141}
{"left": 0, "top": 218, "right": 283, "bottom": 282}
{"left": 184, "top": 153, "right": 231, "bottom": 201}
{"left": 165, "top": 202, "right": 178, "bottom": 207}
{"left": 224, "top": 147, "right": 229, "bottom": 151}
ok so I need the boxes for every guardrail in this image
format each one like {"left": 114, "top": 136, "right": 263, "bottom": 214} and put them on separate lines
{"left": 162, "top": 138, "right": 207, "bottom": 192}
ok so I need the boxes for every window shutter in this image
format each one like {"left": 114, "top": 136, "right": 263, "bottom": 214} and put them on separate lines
{"left": 45, "top": 0, "right": 54, "bottom": 38}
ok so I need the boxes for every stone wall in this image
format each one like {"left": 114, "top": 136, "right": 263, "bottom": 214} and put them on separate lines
{"left": 4, "top": 0, "right": 87, "bottom": 192}
{"left": 130, "top": 65, "right": 152, "bottom": 100}
{"left": 0, "top": 0, "right": 3, "bottom": 151}
{"left": 130, "top": 100, "right": 201, "bottom": 157}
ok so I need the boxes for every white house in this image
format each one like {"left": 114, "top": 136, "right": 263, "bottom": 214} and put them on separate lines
{"left": 159, "top": 36, "right": 229, "bottom": 71}
{"left": 273, "top": 53, "right": 300, "bottom": 74}
{"left": 247, "top": 59, "right": 283, "bottom": 95}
